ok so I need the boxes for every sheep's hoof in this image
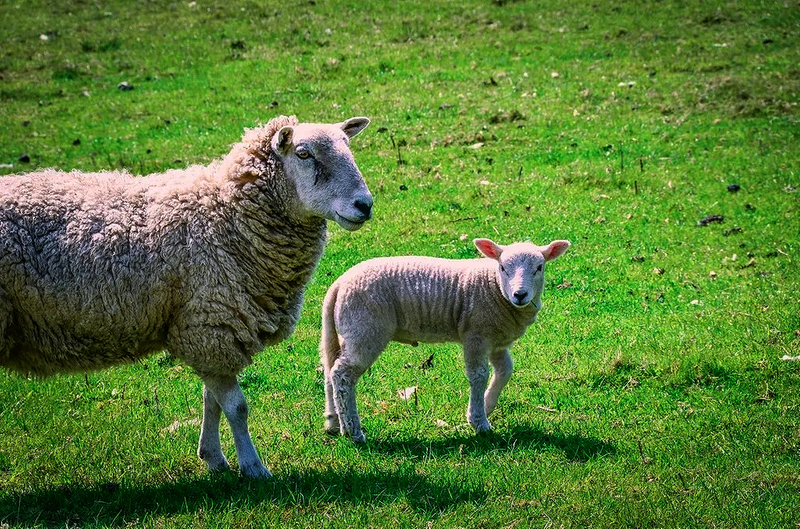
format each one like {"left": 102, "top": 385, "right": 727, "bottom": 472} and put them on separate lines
{"left": 201, "top": 453, "right": 232, "bottom": 474}
{"left": 240, "top": 462, "right": 273, "bottom": 479}
{"left": 324, "top": 419, "right": 341, "bottom": 436}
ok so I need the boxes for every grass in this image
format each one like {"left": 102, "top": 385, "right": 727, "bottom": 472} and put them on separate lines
{"left": 1, "top": 0, "right": 799, "bottom": 526}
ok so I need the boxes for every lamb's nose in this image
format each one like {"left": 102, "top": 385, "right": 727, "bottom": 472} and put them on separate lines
{"left": 512, "top": 290, "right": 529, "bottom": 305}
{"left": 353, "top": 197, "right": 373, "bottom": 219}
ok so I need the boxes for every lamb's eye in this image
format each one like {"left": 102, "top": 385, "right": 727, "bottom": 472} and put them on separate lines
{"left": 296, "top": 149, "right": 312, "bottom": 160}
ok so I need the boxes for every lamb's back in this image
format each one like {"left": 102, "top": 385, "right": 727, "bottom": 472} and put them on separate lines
{"left": 334, "top": 256, "right": 495, "bottom": 343}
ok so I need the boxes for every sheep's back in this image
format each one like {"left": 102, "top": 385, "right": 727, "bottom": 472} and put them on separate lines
{"left": 0, "top": 170, "right": 184, "bottom": 375}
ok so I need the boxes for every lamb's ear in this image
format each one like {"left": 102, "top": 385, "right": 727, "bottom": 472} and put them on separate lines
{"left": 542, "top": 240, "right": 571, "bottom": 261}
{"left": 474, "top": 238, "right": 503, "bottom": 260}
{"left": 272, "top": 126, "right": 294, "bottom": 155}
{"left": 340, "top": 117, "right": 370, "bottom": 138}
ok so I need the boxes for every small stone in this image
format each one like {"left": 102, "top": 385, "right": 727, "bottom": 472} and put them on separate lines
{"left": 727, "top": 183, "right": 741, "bottom": 193}
{"left": 117, "top": 81, "right": 134, "bottom": 91}
{"left": 18, "top": 154, "right": 31, "bottom": 163}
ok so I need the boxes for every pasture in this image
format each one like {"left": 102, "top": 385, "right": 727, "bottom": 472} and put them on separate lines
{"left": 1, "top": 0, "right": 798, "bottom": 526}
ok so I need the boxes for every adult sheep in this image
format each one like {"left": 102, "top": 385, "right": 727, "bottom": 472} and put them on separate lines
{"left": 321, "top": 238, "right": 570, "bottom": 443}
{"left": 0, "top": 115, "right": 373, "bottom": 478}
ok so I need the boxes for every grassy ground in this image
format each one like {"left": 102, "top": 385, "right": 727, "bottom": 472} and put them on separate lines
{"left": 1, "top": 0, "right": 799, "bottom": 527}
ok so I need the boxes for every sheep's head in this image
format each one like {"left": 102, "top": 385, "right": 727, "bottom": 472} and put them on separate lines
{"left": 271, "top": 117, "right": 373, "bottom": 231}
{"left": 474, "top": 238, "right": 571, "bottom": 308}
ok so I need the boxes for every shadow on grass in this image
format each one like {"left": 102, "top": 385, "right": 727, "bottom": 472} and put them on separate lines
{"left": 0, "top": 465, "right": 485, "bottom": 527}
{"left": 370, "top": 423, "right": 616, "bottom": 463}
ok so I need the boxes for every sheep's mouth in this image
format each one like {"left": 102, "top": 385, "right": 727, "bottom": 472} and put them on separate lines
{"left": 334, "top": 213, "right": 367, "bottom": 231}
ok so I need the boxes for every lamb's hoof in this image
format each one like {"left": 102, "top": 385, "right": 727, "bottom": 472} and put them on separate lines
{"left": 349, "top": 431, "right": 367, "bottom": 444}
{"left": 240, "top": 462, "right": 273, "bottom": 479}
{"left": 471, "top": 420, "right": 493, "bottom": 434}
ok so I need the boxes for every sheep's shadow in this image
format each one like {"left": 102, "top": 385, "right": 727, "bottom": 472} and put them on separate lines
{"left": 0, "top": 465, "right": 485, "bottom": 527}
{"left": 367, "top": 423, "right": 616, "bottom": 463}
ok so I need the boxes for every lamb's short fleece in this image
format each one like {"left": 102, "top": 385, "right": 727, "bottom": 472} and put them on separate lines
{"left": 0, "top": 115, "right": 373, "bottom": 478}
{"left": 320, "top": 238, "right": 570, "bottom": 443}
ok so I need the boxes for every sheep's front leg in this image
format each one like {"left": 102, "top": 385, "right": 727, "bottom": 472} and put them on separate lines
{"left": 198, "top": 384, "right": 231, "bottom": 473}
{"left": 484, "top": 348, "right": 513, "bottom": 417}
{"left": 463, "top": 335, "right": 492, "bottom": 433}
{"left": 201, "top": 375, "right": 272, "bottom": 479}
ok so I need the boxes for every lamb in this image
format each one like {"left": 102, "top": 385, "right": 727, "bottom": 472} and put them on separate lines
{"left": 320, "top": 237, "right": 570, "bottom": 443}
{"left": 0, "top": 115, "right": 374, "bottom": 478}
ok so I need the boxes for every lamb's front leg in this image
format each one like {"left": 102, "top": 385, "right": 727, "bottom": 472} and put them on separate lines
{"left": 463, "top": 335, "right": 491, "bottom": 433}
{"left": 201, "top": 375, "right": 272, "bottom": 479}
{"left": 485, "top": 348, "right": 513, "bottom": 417}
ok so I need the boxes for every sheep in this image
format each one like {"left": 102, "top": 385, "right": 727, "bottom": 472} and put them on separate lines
{"left": 320, "top": 237, "right": 570, "bottom": 443}
{"left": 0, "top": 115, "right": 374, "bottom": 478}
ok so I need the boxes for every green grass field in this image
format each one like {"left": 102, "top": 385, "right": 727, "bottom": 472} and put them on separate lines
{"left": 1, "top": 0, "right": 799, "bottom": 527}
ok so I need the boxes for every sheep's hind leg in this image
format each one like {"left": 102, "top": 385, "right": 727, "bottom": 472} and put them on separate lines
{"left": 202, "top": 375, "right": 272, "bottom": 479}
{"left": 484, "top": 348, "right": 513, "bottom": 417}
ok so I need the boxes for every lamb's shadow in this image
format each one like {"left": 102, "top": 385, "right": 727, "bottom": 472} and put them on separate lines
{"left": 369, "top": 423, "right": 616, "bottom": 463}
{"left": 0, "top": 465, "right": 485, "bottom": 527}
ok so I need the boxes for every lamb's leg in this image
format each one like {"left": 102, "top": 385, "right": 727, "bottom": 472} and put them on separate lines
{"left": 463, "top": 336, "right": 492, "bottom": 433}
{"left": 197, "top": 384, "right": 231, "bottom": 473}
{"left": 484, "top": 348, "right": 513, "bottom": 417}
{"left": 330, "top": 358, "right": 368, "bottom": 443}
{"left": 323, "top": 373, "right": 340, "bottom": 435}
{"left": 201, "top": 375, "right": 272, "bottom": 479}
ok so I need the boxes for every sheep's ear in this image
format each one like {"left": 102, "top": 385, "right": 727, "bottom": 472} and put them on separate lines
{"left": 272, "top": 126, "right": 294, "bottom": 155}
{"left": 340, "top": 117, "right": 370, "bottom": 138}
{"left": 474, "top": 238, "right": 503, "bottom": 260}
{"left": 542, "top": 240, "right": 571, "bottom": 261}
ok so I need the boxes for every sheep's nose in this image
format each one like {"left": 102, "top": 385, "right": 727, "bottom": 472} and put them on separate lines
{"left": 512, "top": 290, "right": 529, "bottom": 305}
{"left": 353, "top": 197, "right": 373, "bottom": 219}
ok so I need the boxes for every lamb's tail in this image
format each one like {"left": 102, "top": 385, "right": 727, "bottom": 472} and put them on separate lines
{"left": 320, "top": 283, "right": 342, "bottom": 375}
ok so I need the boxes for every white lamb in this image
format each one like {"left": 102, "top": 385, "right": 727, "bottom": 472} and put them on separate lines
{"left": 320, "top": 237, "right": 570, "bottom": 443}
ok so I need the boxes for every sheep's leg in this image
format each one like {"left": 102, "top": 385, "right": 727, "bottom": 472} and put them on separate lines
{"left": 330, "top": 358, "right": 368, "bottom": 443}
{"left": 463, "top": 336, "right": 492, "bottom": 433}
{"left": 484, "top": 348, "right": 513, "bottom": 417}
{"left": 201, "top": 375, "right": 272, "bottom": 479}
{"left": 197, "top": 384, "right": 231, "bottom": 473}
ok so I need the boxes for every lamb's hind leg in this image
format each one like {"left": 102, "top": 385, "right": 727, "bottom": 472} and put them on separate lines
{"left": 484, "top": 348, "right": 513, "bottom": 417}
{"left": 330, "top": 357, "right": 369, "bottom": 443}
{"left": 323, "top": 373, "right": 340, "bottom": 435}
{"left": 330, "top": 333, "right": 387, "bottom": 444}
{"left": 201, "top": 375, "right": 272, "bottom": 479}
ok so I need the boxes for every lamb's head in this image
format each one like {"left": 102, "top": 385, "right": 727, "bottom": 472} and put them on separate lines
{"left": 271, "top": 117, "right": 373, "bottom": 231}
{"left": 474, "top": 238, "right": 571, "bottom": 308}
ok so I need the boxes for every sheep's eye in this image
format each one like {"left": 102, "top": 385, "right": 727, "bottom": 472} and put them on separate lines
{"left": 499, "top": 264, "right": 507, "bottom": 273}
{"left": 296, "top": 149, "right": 312, "bottom": 160}
{"left": 536, "top": 264, "right": 543, "bottom": 273}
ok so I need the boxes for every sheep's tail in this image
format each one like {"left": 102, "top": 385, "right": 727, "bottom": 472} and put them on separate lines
{"left": 320, "top": 283, "right": 341, "bottom": 375}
